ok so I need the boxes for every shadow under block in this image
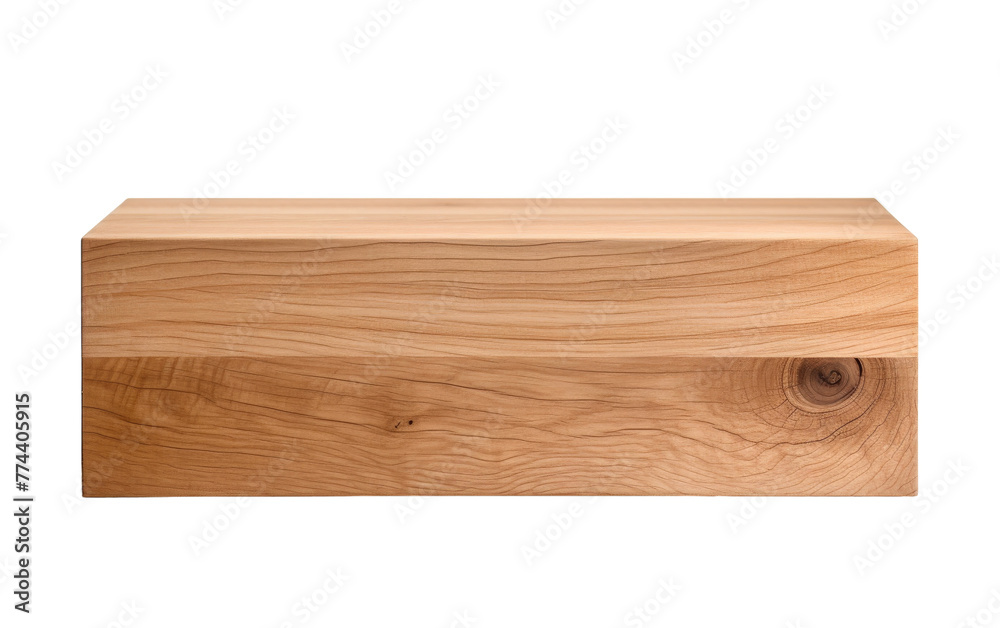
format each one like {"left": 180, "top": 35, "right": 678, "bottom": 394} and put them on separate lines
{"left": 82, "top": 199, "right": 917, "bottom": 496}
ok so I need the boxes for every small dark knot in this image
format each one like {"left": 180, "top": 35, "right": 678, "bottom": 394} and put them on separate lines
{"left": 820, "top": 370, "right": 842, "bottom": 385}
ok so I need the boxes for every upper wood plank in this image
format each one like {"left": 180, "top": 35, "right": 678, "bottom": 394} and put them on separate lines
{"left": 82, "top": 199, "right": 917, "bottom": 359}
{"left": 84, "top": 198, "right": 915, "bottom": 241}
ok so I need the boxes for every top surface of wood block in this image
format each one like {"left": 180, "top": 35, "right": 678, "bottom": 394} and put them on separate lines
{"left": 84, "top": 198, "right": 914, "bottom": 241}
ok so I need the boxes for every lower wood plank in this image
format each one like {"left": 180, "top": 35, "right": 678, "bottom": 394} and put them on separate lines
{"left": 82, "top": 356, "right": 916, "bottom": 496}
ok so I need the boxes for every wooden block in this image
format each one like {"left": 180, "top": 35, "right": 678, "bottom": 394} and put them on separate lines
{"left": 82, "top": 199, "right": 917, "bottom": 496}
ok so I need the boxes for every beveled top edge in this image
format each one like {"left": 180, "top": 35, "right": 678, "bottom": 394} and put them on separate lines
{"left": 83, "top": 198, "right": 916, "bottom": 242}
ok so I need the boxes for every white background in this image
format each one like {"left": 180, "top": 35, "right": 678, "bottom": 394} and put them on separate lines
{"left": 2, "top": 1, "right": 999, "bottom": 626}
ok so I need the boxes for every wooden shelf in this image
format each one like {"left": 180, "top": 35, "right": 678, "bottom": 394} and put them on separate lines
{"left": 82, "top": 199, "right": 917, "bottom": 496}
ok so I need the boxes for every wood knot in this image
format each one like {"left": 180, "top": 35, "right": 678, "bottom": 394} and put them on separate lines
{"left": 821, "top": 370, "right": 841, "bottom": 385}
{"left": 784, "top": 358, "right": 862, "bottom": 412}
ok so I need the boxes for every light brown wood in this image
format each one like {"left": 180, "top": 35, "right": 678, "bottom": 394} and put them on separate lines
{"left": 82, "top": 199, "right": 917, "bottom": 496}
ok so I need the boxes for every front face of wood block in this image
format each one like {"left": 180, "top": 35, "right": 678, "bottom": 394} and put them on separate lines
{"left": 82, "top": 199, "right": 917, "bottom": 496}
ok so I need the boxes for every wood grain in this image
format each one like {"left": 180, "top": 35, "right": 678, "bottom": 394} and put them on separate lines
{"left": 82, "top": 199, "right": 917, "bottom": 496}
